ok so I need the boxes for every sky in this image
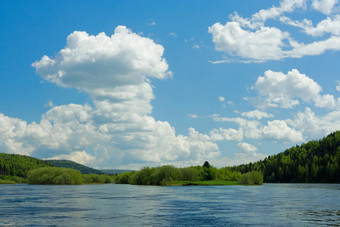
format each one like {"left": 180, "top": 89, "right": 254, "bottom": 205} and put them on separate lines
{"left": 1, "top": 0, "right": 340, "bottom": 169}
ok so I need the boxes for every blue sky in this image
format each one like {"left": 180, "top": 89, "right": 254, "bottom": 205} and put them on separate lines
{"left": 1, "top": 0, "right": 340, "bottom": 169}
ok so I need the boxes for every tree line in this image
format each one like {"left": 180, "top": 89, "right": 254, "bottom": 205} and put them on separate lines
{"left": 228, "top": 131, "right": 340, "bottom": 183}
{"left": 114, "top": 162, "right": 262, "bottom": 185}
{"left": 1, "top": 131, "right": 339, "bottom": 184}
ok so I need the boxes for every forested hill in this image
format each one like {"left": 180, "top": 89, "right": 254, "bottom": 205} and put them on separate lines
{"left": 0, "top": 153, "right": 53, "bottom": 177}
{"left": 230, "top": 131, "right": 340, "bottom": 183}
{"left": 46, "top": 160, "right": 103, "bottom": 175}
{"left": 0, "top": 153, "right": 104, "bottom": 177}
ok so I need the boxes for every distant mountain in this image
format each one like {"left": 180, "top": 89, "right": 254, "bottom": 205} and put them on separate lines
{"left": 100, "top": 169, "right": 132, "bottom": 175}
{"left": 230, "top": 131, "right": 340, "bottom": 183}
{"left": 0, "top": 153, "right": 53, "bottom": 177}
{"left": 46, "top": 160, "right": 104, "bottom": 175}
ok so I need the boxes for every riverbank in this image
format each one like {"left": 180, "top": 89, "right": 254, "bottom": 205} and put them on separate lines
{"left": 171, "top": 180, "right": 242, "bottom": 186}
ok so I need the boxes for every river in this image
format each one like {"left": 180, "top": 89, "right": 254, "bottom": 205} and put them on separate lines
{"left": 0, "top": 183, "right": 339, "bottom": 226}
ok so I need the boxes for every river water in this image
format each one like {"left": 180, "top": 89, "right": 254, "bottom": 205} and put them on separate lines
{"left": 0, "top": 183, "right": 339, "bottom": 226}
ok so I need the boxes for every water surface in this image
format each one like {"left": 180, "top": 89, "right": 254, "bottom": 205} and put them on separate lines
{"left": 0, "top": 184, "right": 339, "bottom": 226}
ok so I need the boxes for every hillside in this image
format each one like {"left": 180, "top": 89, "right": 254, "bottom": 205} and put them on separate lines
{"left": 47, "top": 160, "right": 104, "bottom": 175}
{"left": 229, "top": 131, "right": 340, "bottom": 183}
{"left": 0, "top": 153, "right": 53, "bottom": 177}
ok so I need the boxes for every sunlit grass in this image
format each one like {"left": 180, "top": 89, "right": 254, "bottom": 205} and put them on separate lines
{"left": 0, "top": 179, "right": 16, "bottom": 184}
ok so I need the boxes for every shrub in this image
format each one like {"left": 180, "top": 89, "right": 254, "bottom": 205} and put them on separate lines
{"left": 151, "top": 165, "right": 180, "bottom": 185}
{"left": 180, "top": 167, "right": 200, "bottom": 181}
{"left": 129, "top": 167, "right": 154, "bottom": 185}
{"left": 239, "top": 171, "right": 263, "bottom": 185}
{"left": 115, "top": 172, "right": 132, "bottom": 184}
{"left": 27, "top": 167, "right": 83, "bottom": 185}
{"left": 82, "top": 174, "right": 114, "bottom": 184}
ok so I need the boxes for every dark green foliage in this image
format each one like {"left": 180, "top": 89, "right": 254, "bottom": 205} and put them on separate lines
{"left": 0, "top": 175, "right": 26, "bottom": 183}
{"left": 114, "top": 172, "right": 133, "bottom": 184}
{"left": 150, "top": 165, "right": 180, "bottom": 185}
{"left": 230, "top": 131, "right": 340, "bottom": 183}
{"left": 202, "top": 161, "right": 211, "bottom": 168}
{"left": 239, "top": 171, "right": 263, "bottom": 185}
{"left": 27, "top": 167, "right": 83, "bottom": 185}
{"left": 0, "top": 153, "right": 53, "bottom": 178}
{"left": 82, "top": 174, "right": 114, "bottom": 184}
{"left": 47, "top": 160, "right": 103, "bottom": 174}
{"left": 116, "top": 164, "right": 243, "bottom": 186}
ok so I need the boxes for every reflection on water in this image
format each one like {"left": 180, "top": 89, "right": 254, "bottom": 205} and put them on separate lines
{"left": 0, "top": 184, "right": 339, "bottom": 226}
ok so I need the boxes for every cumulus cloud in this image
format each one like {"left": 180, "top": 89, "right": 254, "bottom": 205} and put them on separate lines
{"left": 208, "top": 22, "right": 288, "bottom": 61}
{"left": 234, "top": 142, "right": 267, "bottom": 163}
{"left": 312, "top": 0, "right": 338, "bottom": 14}
{"left": 209, "top": 0, "right": 340, "bottom": 62}
{"left": 0, "top": 26, "right": 221, "bottom": 168}
{"left": 253, "top": 69, "right": 340, "bottom": 109}
{"left": 49, "top": 151, "right": 96, "bottom": 165}
{"left": 237, "top": 142, "right": 258, "bottom": 153}
{"left": 287, "top": 107, "right": 340, "bottom": 139}
{"left": 211, "top": 115, "right": 303, "bottom": 142}
{"left": 241, "top": 110, "right": 273, "bottom": 120}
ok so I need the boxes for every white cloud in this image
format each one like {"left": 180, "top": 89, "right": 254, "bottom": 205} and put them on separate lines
{"left": 262, "top": 120, "right": 304, "bottom": 142}
{"left": 219, "top": 96, "right": 225, "bottom": 102}
{"left": 49, "top": 150, "right": 96, "bottom": 165}
{"left": 235, "top": 142, "right": 267, "bottom": 164}
{"left": 188, "top": 114, "right": 198, "bottom": 119}
{"left": 253, "top": 69, "right": 339, "bottom": 109}
{"left": 312, "top": 0, "right": 338, "bottom": 14}
{"left": 0, "top": 26, "right": 222, "bottom": 168}
{"left": 208, "top": 22, "right": 288, "bottom": 61}
{"left": 287, "top": 107, "right": 340, "bottom": 139}
{"left": 241, "top": 110, "right": 273, "bottom": 120}
{"left": 209, "top": 0, "right": 340, "bottom": 62}
{"left": 210, "top": 128, "right": 243, "bottom": 141}
{"left": 237, "top": 142, "right": 258, "bottom": 153}
{"left": 282, "top": 15, "right": 340, "bottom": 37}
{"left": 211, "top": 115, "right": 303, "bottom": 142}
{"left": 32, "top": 26, "right": 171, "bottom": 91}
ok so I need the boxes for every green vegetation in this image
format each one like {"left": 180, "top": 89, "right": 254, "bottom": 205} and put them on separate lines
{"left": 27, "top": 167, "right": 83, "bottom": 185}
{"left": 239, "top": 171, "right": 263, "bottom": 185}
{"left": 1, "top": 131, "right": 339, "bottom": 185}
{"left": 229, "top": 131, "right": 340, "bottom": 183}
{"left": 0, "top": 175, "right": 26, "bottom": 184}
{"left": 115, "top": 163, "right": 247, "bottom": 186}
{"left": 0, "top": 153, "right": 53, "bottom": 178}
{"left": 47, "top": 160, "right": 104, "bottom": 175}
{"left": 82, "top": 173, "right": 115, "bottom": 184}
{"left": 0, "top": 179, "right": 16, "bottom": 184}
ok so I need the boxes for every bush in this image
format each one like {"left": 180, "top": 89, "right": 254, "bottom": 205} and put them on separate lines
{"left": 82, "top": 174, "right": 114, "bottom": 184}
{"left": 0, "top": 179, "right": 16, "bottom": 184}
{"left": 115, "top": 172, "right": 132, "bottom": 184}
{"left": 27, "top": 167, "right": 83, "bottom": 185}
{"left": 239, "top": 171, "right": 263, "bottom": 185}
{"left": 151, "top": 165, "right": 180, "bottom": 185}
{"left": 180, "top": 167, "right": 200, "bottom": 181}
{"left": 0, "top": 175, "right": 26, "bottom": 183}
{"left": 129, "top": 167, "right": 154, "bottom": 185}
